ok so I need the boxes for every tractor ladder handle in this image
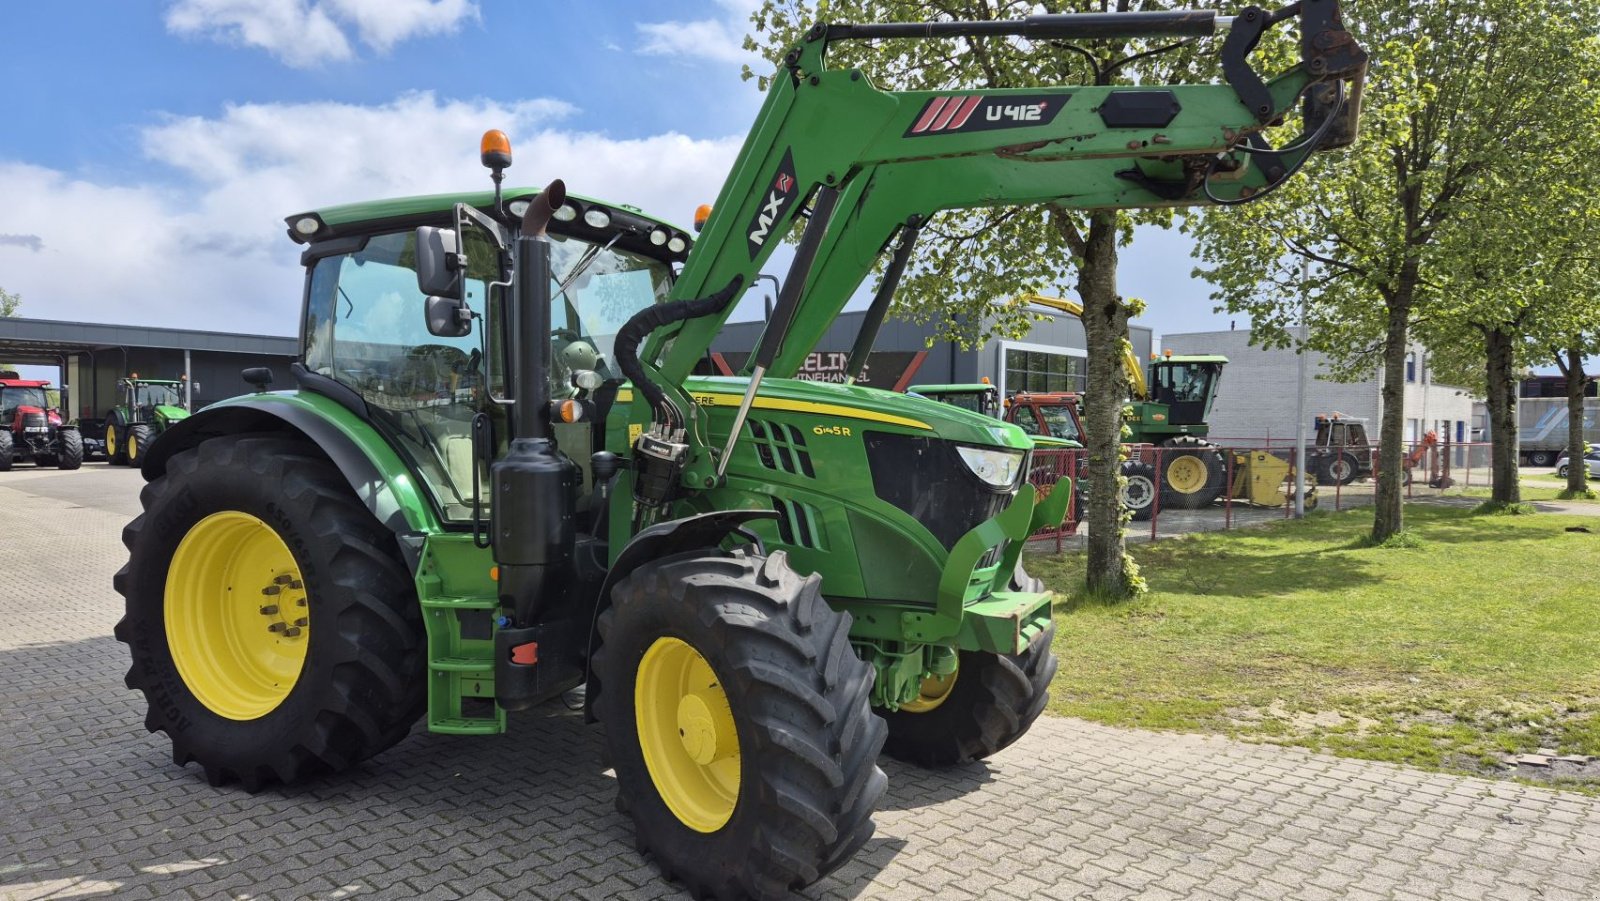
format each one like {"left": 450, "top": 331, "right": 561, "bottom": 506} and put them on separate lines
{"left": 821, "top": 10, "right": 1230, "bottom": 43}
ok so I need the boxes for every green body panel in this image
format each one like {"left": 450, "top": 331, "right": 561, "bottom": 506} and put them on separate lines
{"left": 196, "top": 391, "right": 444, "bottom": 534}
{"left": 153, "top": 405, "right": 189, "bottom": 429}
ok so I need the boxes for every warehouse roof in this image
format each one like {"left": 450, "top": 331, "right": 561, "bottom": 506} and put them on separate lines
{"left": 0, "top": 317, "right": 297, "bottom": 361}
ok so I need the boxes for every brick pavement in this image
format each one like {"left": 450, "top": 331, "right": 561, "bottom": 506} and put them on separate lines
{"left": 3, "top": 467, "right": 1599, "bottom": 900}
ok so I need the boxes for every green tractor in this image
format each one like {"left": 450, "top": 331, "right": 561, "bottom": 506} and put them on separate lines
{"left": 114, "top": 8, "right": 1364, "bottom": 898}
{"left": 105, "top": 377, "right": 190, "bottom": 465}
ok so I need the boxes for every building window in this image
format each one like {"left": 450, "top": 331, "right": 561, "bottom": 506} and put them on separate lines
{"left": 1005, "top": 347, "right": 1085, "bottom": 394}
{"left": 1406, "top": 418, "right": 1419, "bottom": 443}
{"left": 1405, "top": 352, "right": 1417, "bottom": 383}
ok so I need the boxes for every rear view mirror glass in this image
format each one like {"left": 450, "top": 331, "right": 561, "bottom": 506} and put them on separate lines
{"left": 416, "top": 226, "right": 463, "bottom": 299}
{"left": 425, "top": 295, "right": 472, "bottom": 338}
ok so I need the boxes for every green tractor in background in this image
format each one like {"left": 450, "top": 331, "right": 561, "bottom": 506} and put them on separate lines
{"left": 113, "top": 7, "right": 1365, "bottom": 898}
{"left": 105, "top": 377, "right": 190, "bottom": 465}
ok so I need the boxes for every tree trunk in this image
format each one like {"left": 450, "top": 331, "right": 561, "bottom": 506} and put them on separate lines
{"left": 1561, "top": 347, "right": 1590, "bottom": 495}
{"left": 1370, "top": 292, "right": 1412, "bottom": 543}
{"left": 1484, "top": 327, "right": 1521, "bottom": 504}
{"left": 1077, "top": 210, "right": 1138, "bottom": 597}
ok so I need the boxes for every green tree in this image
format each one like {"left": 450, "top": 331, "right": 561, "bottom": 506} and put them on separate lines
{"left": 0, "top": 286, "right": 18, "bottom": 317}
{"left": 746, "top": 0, "right": 1222, "bottom": 598}
{"left": 1187, "top": 0, "right": 1600, "bottom": 539}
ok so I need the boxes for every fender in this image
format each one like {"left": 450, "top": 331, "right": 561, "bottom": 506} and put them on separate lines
{"left": 583, "top": 508, "right": 778, "bottom": 720}
{"left": 141, "top": 391, "right": 443, "bottom": 561}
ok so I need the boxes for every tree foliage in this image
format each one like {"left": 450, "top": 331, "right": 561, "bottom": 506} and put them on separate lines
{"left": 0, "top": 286, "right": 18, "bottom": 318}
{"left": 1186, "top": 0, "right": 1600, "bottom": 537}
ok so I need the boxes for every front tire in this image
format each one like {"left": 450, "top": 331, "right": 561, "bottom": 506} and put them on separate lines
{"left": 1558, "top": 465, "right": 1570, "bottom": 478}
{"left": 1528, "top": 450, "right": 1555, "bottom": 467}
{"left": 57, "top": 430, "right": 83, "bottom": 470}
{"left": 0, "top": 430, "right": 12, "bottom": 471}
{"left": 1121, "top": 460, "right": 1158, "bottom": 521}
{"left": 1321, "top": 452, "right": 1360, "bottom": 486}
{"left": 880, "top": 622, "right": 1057, "bottom": 768}
{"left": 594, "top": 548, "right": 886, "bottom": 901}
{"left": 113, "top": 435, "right": 425, "bottom": 790}
{"left": 127, "top": 424, "right": 154, "bottom": 465}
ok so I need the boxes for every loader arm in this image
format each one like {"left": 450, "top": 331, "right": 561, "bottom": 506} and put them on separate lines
{"left": 641, "top": 2, "right": 1366, "bottom": 397}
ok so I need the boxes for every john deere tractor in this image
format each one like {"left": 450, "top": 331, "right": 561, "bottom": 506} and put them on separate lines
{"left": 115, "top": 7, "right": 1364, "bottom": 898}
{"left": 105, "top": 377, "right": 190, "bottom": 465}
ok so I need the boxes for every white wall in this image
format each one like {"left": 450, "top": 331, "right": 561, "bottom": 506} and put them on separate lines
{"left": 1162, "top": 328, "right": 1477, "bottom": 444}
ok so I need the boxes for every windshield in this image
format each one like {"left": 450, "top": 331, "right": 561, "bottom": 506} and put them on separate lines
{"left": 1, "top": 387, "right": 49, "bottom": 416}
{"left": 1035, "top": 405, "right": 1080, "bottom": 442}
{"left": 1154, "top": 362, "right": 1218, "bottom": 404}
{"left": 132, "top": 383, "right": 182, "bottom": 407}
{"left": 303, "top": 226, "right": 672, "bottom": 522}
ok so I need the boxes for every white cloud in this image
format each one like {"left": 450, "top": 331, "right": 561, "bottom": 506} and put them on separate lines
{"left": 637, "top": 0, "right": 756, "bottom": 65}
{"left": 0, "top": 93, "right": 742, "bottom": 334}
{"left": 165, "top": 0, "right": 476, "bottom": 67}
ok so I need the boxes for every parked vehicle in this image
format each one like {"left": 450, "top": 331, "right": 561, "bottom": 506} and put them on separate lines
{"left": 0, "top": 377, "right": 83, "bottom": 471}
{"left": 1556, "top": 450, "right": 1600, "bottom": 479}
{"left": 104, "top": 377, "right": 190, "bottom": 465}
{"left": 1514, "top": 396, "right": 1600, "bottom": 466}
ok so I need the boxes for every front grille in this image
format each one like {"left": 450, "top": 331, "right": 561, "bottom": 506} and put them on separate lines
{"left": 748, "top": 420, "right": 815, "bottom": 477}
{"left": 21, "top": 411, "right": 47, "bottom": 433}
{"left": 863, "top": 432, "right": 1015, "bottom": 551}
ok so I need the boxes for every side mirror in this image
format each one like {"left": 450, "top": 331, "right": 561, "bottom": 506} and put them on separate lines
{"left": 416, "top": 225, "right": 463, "bottom": 299}
{"left": 425, "top": 295, "right": 473, "bottom": 338}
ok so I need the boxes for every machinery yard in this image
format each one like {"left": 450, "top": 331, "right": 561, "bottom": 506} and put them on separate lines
{"left": 6, "top": 465, "right": 1600, "bottom": 900}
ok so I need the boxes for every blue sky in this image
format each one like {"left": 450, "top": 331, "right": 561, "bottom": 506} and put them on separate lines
{"left": 0, "top": 0, "right": 1226, "bottom": 346}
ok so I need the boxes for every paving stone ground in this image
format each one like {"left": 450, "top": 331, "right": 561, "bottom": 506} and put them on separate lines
{"left": 4, "top": 465, "right": 1600, "bottom": 900}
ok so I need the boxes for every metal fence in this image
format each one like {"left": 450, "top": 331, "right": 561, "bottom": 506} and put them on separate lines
{"left": 1025, "top": 439, "right": 1499, "bottom": 550}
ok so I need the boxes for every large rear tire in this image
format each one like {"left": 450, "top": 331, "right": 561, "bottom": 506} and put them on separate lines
{"left": 594, "top": 548, "right": 886, "bottom": 901}
{"left": 57, "top": 430, "right": 83, "bottom": 470}
{"left": 1320, "top": 451, "right": 1360, "bottom": 486}
{"left": 0, "top": 430, "right": 12, "bottom": 472}
{"left": 880, "top": 622, "right": 1057, "bottom": 768}
{"left": 114, "top": 435, "right": 425, "bottom": 790}
{"left": 1159, "top": 436, "right": 1226, "bottom": 509}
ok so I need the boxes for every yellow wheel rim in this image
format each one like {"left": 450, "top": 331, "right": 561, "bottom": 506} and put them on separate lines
{"left": 1167, "top": 455, "right": 1207, "bottom": 493}
{"left": 635, "top": 637, "right": 740, "bottom": 832}
{"left": 127, "top": 432, "right": 140, "bottom": 462}
{"left": 165, "top": 511, "right": 310, "bottom": 721}
{"left": 105, "top": 425, "right": 117, "bottom": 458}
{"left": 900, "top": 670, "right": 958, "bottom": 714}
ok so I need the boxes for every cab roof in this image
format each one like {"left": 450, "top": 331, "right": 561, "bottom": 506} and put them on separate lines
{"left": 1154, "top": 354, "right": 1229, "bottom": 364}
{"left": 285, "top": 187, "right": 695, "bottom": 265}
{"left": 0, "top": 379, "right": 51, "bottom": 388}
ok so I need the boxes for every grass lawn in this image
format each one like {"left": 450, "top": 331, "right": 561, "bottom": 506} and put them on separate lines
{"left": 1030, "top": 505, "right": 1600, "bottom": 787}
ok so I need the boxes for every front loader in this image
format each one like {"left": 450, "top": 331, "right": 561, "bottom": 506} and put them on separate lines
{"left": 115, "top": 6, "right": 1365, "bottom": 898}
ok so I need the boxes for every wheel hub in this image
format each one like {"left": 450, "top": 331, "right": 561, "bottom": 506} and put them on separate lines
{"left": 1167, "top": 455, "right": 1207, "bottom": 492}
{"left": 165, "top": 511, "right": 310, "bottom": 721}
{"left": 636, "top": 637, "right": 741, "bottom": 833}
{"left": 676, "top": 691, "right": 734, "bottom": 765}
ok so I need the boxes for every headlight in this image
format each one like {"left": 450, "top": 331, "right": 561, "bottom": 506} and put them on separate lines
{"left": 956, "top": 446, "right": 1024, "bottom": 489}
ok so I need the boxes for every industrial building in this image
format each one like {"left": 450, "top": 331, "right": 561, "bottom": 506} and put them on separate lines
{"left": 0, "top": 317, "right": 297, "bottom": 421}
{"left": 710, "top": 308, "right": 1154, "bottom": 395}
{"left": 1163, "top": 327, "right": 1478, "bottom": 445}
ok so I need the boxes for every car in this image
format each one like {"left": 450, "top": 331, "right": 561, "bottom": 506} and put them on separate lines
{"left": 1555, "top": 450, "right": 1600, "bottom": 479}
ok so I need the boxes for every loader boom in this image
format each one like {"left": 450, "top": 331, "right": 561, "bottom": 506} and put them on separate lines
{"left": 638, "top": 0, "right": 1365, "bottom": 426}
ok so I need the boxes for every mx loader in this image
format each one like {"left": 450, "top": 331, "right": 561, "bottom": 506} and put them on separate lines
{"left": 116, "top": 5, "right": 1365, "bottom": 898}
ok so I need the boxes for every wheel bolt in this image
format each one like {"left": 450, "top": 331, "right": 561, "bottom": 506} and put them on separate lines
{"left": 295, "top": 598, "right": 307, "bottom": 607}
{"left": 268, "top": 622, "right": 286, "bottom": 633}
{"left": 262, "top": 586, "right": 281, "bottom": 596}
{"left": 289, "top": 580, "right": 303, "bottom": 590}
{"left": 259, "top": 605, "right": 279, "bottom": 615}
{"left": 284, "top": 627, "right": 302, "bottom": 637}
{"left": 293, "top": 618, "right": 308, "bottom": 627}
{"left": 274, "top": 574, "right": 294, "bottom": 585}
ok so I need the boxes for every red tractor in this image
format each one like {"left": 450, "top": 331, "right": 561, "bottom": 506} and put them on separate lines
{"left": 0, "top": 377, "right": 84, "bottom": 471}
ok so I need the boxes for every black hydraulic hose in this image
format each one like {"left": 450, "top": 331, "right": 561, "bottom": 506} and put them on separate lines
{"left": 614, "top": 277, "right": 744, "bottom": 420}
{"left": 845, "top": 219, "right": 922, "bottom": 383}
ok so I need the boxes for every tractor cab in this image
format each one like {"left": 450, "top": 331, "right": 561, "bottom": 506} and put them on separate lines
{"left": 1146, "top": 355, "right": 1225, "bottom": 428}
{"left": 906, "top": 382, "right": 999, "bottom": 417}
{"left": 1315, "top": 413, "right": 1370, "bottom": 448}
{"left": 1004, "top": 392, "right": 1084, "bottom": 448}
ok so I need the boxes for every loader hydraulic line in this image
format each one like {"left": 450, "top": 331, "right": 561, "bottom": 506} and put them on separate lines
{"left": 845, "top": 216, "right": 923, "bottom": 384}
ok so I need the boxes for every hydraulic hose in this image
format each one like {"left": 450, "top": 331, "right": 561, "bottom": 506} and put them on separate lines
{"left": 613, "top": 277, "right": 744, "bottom": 422}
